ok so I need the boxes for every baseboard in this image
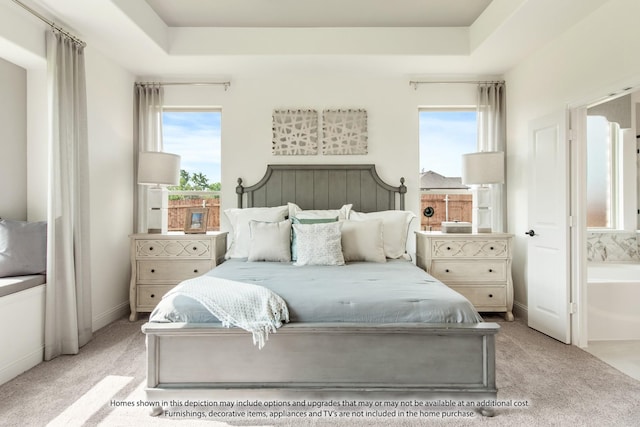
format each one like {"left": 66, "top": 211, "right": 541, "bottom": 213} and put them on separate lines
{"left": 513, "top": 300, "right": 528, "bottom": 322}
{"left": 92, "top": 301, "right": 130, "bottom": 332}
{"left": 0, "top": 347, "right": 43, "bottom": 386}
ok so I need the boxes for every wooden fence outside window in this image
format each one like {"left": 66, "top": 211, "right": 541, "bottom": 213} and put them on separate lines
{"left": 167, "top": 192, "right": 472, "bottom": 233}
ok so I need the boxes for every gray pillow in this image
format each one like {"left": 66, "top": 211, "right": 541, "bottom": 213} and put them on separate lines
{"left": 0, "top": 219, "right": 47, "bottom": 277}
{"left": 247, "top": 219, "right": 292, "bottom": 262}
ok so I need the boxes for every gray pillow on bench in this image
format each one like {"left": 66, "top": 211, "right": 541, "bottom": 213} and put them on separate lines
{"left": 0, "top": 219, "right": 47, "bottom": 278}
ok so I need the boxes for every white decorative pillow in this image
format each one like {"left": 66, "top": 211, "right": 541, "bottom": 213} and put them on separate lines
{"left": 287, "top": 202, "right": 352, "bottom": 220}
{"left": 224, "top": 205, "right": 289, "bottom": 258}
{"left": 293, "top": 222, "right": 345, "bottom": 266}
{"left": 290, "top": 216, "right": 338, "bottom": 261}
{"left": 349, "top": 210, "right": 417, "bottom": 259}
{"left": 0, "top": 219, "right": 47, "bottom": 278}
{"left": 247, "top": 219, "right": 292, "bottom": 262}
{"left": 341, "top": 219, "right": 386, "bottom": 263}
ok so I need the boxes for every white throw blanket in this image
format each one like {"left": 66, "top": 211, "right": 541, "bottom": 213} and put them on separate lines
{"left": 164, "top": 275, "right": 289, "bottom": 349}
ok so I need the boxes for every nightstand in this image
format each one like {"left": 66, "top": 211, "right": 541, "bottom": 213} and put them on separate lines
{"left": 129, "top": 232, "right": 227, "bottom": 321}
{"left": 415, "top": 231, "right": 514, "bottom": 321}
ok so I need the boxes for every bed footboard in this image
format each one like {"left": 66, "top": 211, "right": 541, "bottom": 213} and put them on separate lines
{"left": 142, "top": 322, "right": 499, "bottom": 405}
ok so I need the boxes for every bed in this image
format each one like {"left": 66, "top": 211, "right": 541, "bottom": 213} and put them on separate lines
{"left": 141, "top": 164, "right": 499, "bottom": 416}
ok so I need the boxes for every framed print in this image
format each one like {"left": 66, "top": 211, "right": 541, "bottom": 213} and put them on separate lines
{"left": 184, "top": 207, "right": 209, "bottom": 234}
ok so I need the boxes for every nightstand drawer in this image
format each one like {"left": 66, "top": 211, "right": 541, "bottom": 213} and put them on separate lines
{"left": 432, "top": 239, "right": 508, "bottom": 258}
{"left": 136, "top": 239, "right": 212, "bottom": 258}
{"left": 450, "top": 285, "right": 506, "bottom": 307}
{"left": 137, "top": 285, "right": 173, "bottom": 308}
{"left": 431, "top": 260, "right": 506, "bottom": 282}
{"left": 137, "top": 260, "right": 211, "bottom": 282}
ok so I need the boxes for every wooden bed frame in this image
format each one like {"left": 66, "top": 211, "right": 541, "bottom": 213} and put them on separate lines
{"left": 142, "top": 164, "right": 499, "bottom": 416}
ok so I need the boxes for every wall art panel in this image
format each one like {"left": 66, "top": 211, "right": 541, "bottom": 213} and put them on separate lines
{"left": 272, "top": 109, "right": 318, "bottom": 155}
{"left": 322, "top": 109, "right": 368, "bottom": 155}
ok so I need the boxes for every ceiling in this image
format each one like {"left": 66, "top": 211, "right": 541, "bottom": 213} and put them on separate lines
{"left": 21, "top": 0, "right": 608, "bottom": 78}
{"left": 144, "top": 0, "right": 493, "bottom": 28}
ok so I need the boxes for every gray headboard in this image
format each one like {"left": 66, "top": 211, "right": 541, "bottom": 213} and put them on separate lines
{"left": 236, "top": 164, "right": 406, "bottom": 212}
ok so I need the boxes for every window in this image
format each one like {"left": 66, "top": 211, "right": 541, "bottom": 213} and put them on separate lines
{"left": 419, "top": 109, "right": 477, "bottom": 231}
{"left": 162, "top": 109, "right": 222, "bottom": 231}
{"left": 586, "top": 115, "right": 620, "bottom": 228}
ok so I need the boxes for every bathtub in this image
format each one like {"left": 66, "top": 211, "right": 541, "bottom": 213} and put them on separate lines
{"left": 588, "top": 263, "right": 640, "bottom": 341}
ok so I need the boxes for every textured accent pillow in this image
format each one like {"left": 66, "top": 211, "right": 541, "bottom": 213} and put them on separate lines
{"left": 247, "top": 219, "right": 292, "bottom": 262}
{"left": 341, "top": 219, "right": 386, "bottom": 263}
{"left": 290, "top": 216, "right": 338, "bottom": 261}
{"left": 224, "top": 206, "right": 289, "bottom": 259}
{"left": 0, "top": 219, "right": 47, "bottom": 278}
{"left": 287, "top": 202, "right": 352, "bottom": 220}
{"left": 293, "top": 222, "right": 345, "bottom": 266}
{"left": 349, "top": 210, "right": 417, "bottom": 259}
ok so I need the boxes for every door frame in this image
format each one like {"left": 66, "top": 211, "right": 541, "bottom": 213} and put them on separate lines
{"left": 568, "top": 79, "right": 640, "bottom": 348}
{"left": 569, "top": 106, "right": 588, "bottom": 348}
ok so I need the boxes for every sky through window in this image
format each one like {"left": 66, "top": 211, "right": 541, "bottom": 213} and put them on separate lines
{"left": 162, "top": 111, "right": 221, "bottom": 184}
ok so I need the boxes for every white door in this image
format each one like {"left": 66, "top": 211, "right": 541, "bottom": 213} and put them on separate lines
{"left": 527, "top": 111, "right": 571, "bottom": 344}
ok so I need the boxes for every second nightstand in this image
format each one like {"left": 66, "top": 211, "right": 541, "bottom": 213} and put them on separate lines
{"left": 416, "top": 231, "right": 514, "bottom": 321}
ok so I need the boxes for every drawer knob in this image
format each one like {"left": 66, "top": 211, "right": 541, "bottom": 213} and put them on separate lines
{"left": 150, "top": 294, "right": 155, "bottom": 298}
{"left": 446, "top": 247, "right": 451, "bottom": 250}
{"left": 151, "top": 269, "right": 155, "bottom": 273}
{"left": 489, "top": 294, "right": 493, "bottom": 298}
{"left": 445, "top": 269, "right": 450, "bottom": 273}
{"left": 490, "top": 246, "right": 494, "bottom": 250}
{"left": 489, "top": 269, "right": 493, "bottom": 273}
{"left": 193, "top": 246, "right": 197, "bottom": 251}
{"left": 194, "top": 269, "right": 199, "bottom": 273}
{"left": 149, "top": 247, "right": 154, "bottom": 251}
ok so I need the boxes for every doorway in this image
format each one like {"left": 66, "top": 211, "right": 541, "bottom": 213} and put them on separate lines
{"left": 569, "top": 90, "right": 640, "bottom": 380}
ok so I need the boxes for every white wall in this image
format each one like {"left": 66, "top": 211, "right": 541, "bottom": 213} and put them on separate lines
{"left": 164, "top": 75, "right": 478, "bottom": 221}
{"left": 505, "top": 0, "right": 640, "bottom": 310}
{"left": 85, "top": 49, "right": 136, "bottom": 331}
{"left": 26, "top": 68, "right": 48, "bottom": 222}
{"left": 0, "top": 0, "right": 47, "bottom": 222}
{"left": 0, "top": 57, "right": 27, "bottom": 220}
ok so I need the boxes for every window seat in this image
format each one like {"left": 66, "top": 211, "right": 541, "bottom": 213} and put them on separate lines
{"left": 0, "top": 275, "right": 46, "bottom": 386}
{"left": 0, "top": 275, "right": 45, "bottom": 298}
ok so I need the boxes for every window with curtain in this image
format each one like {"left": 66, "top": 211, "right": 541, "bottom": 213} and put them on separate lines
{"left": 162, "top": 109, "right": 222, "bottom": 231}
{"left": 418, "top": 109, "right": 477, "bottom": 231}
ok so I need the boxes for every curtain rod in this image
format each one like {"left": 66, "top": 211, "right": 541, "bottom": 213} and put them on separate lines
{"left": 136, "top": 81, "right": 231, "bottom": 91}
{"left": 11, "top": 0, "right": 86, "bottom": 47}
{"left": 409, "top": 80, "right": 504, "bottom": 90}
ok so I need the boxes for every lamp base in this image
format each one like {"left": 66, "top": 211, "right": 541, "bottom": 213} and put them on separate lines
{"left": 472, "top": 187, "right": 493, "bottom": 234}
{"left": 147, "top": 188, "right": 169, "bottom": 235}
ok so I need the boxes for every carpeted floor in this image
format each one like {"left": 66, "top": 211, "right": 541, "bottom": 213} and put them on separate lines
{"left": 1, "top": 315, "right": 639, "bottom": 426}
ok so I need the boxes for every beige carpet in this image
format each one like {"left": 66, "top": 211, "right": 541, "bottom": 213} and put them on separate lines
{"left": 1, "top": 315, "right": 639, "bottom": 426}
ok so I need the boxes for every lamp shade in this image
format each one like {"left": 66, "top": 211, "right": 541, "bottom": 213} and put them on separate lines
{"left": 461, "top": 151, "right": 505, "bottom": 185}
{"left": 137, "top": 152, "right": 181, "bottom": 186}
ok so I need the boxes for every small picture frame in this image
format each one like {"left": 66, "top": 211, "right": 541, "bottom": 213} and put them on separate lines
{"left": 184, "top": 207, "right": 209, "bottom": 234}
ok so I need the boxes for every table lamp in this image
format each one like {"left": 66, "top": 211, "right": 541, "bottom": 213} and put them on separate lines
{"left": 461, "top": 151, "right": 504, "bottom": 233}
{"left": 138, "top": 151, "right": 181, "bottom": 234}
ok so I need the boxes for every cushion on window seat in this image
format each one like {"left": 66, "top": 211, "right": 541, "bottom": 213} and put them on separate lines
{"left": 0, "top": 219, "right": 47, "bottom": 278}
{"left": 0, "top": 275, "right": 46, "bottom": 297}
